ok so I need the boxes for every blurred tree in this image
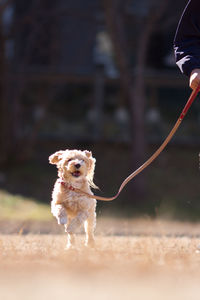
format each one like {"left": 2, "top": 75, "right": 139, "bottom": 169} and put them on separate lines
{"left": 103, "top": 0, "right": 177, "bottom": 201}
{"left": 0, "top": 0, "right": 57, "bottom": 164}
{"left": 0, "top": 0, "right": 188, "bottom": 172}
{"left": 0, "top": 0, "right": 13, "bottom": 164}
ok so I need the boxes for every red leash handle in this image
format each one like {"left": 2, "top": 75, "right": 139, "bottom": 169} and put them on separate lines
{"left": 180, "top": 85, "right": 200, "bottom": 120}
{"left": 73, "top": 85, "right": 200, "bottom": 201}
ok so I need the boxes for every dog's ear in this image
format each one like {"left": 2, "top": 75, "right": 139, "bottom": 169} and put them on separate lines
{"left": 49, "top": 150, "right": 64, "bottom": 165}
{"left": 84, "top": 150, "right": 94, "bottom": 178}
{"left": 84, "top": 150, "right": 92, "bottom": 158}
{"left": 85, "top": 151, "right": 98, "bottom": 189}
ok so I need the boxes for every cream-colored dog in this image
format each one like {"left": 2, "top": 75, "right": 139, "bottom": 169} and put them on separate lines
{"left": 49, "top": 149, "right": 97, "bottom": 249}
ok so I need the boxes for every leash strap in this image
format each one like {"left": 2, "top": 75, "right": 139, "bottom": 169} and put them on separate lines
{"left": 73, "top": 85, "right": 200, "bottom": 201}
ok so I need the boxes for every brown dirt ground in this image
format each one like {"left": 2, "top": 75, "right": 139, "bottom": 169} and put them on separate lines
{"left": 1, "top": 218, "right": 200, "bottom": 300}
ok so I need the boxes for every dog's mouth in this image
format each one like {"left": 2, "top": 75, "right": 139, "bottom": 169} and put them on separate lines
{"left": 71, "top": 171, "right": 81, "bottom": 178}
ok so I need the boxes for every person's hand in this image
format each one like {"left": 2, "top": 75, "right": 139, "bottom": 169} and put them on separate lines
{"left": 189, "top": 69, "right": 200, "bottom": 90}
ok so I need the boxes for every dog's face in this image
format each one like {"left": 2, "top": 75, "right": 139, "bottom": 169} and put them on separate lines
{"left": 49, "top": 149, "right": 97, "bottom": 187}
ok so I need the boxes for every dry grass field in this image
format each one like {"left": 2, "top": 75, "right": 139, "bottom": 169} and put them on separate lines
{"left": 1, "top": 218, "right": 200, "bottom": 300}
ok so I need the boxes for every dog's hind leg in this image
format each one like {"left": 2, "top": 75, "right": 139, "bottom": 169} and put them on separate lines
{"left": 66, "top": 233, "right": 76, "bottom": 249}
{"left": 84, "top": 210, "right": 96, "bottom": 247}
{"left": 65, "top": 217, "right": 76, "bottom": 249}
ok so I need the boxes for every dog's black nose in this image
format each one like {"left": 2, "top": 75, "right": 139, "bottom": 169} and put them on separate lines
{"left": 75, "top": 163, "right": 81, "bottom": 169}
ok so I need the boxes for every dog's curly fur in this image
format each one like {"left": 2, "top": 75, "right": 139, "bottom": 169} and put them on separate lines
{"left": 49, "top": 149, "right": 97, "bottom": 248}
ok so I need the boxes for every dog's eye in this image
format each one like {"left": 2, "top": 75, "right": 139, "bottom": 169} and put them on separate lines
{"left": 67, "top": 158, "right": 72, "bottom": 162}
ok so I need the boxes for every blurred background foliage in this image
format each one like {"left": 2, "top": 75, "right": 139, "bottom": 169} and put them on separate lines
{"left": 0, "top": 0, "right": 200, "bottom": 221}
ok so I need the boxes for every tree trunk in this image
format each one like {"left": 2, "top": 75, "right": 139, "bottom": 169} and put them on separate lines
{"left": 103, "top": 0, "right": 146, "bottom": 201}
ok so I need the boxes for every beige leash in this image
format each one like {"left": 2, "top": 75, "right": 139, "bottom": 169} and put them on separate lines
{"left": 72, "top": 86, "right": 200, "bottom": 201}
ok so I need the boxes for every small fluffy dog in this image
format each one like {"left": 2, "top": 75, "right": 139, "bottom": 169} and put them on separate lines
{"left": 49, "top": 149, "right": 97, "bottom": 249}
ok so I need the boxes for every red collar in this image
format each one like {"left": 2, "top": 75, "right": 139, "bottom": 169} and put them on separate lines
{"left": 59, "top": 180, "right": 76, "bottom": 191}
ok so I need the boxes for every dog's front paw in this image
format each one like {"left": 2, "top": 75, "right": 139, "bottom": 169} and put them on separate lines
{"left": 56, "top": 206, "right": 67, "bottom": 225}
{"left": 57, "top": 216, "right": 67, "bottom": 225}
